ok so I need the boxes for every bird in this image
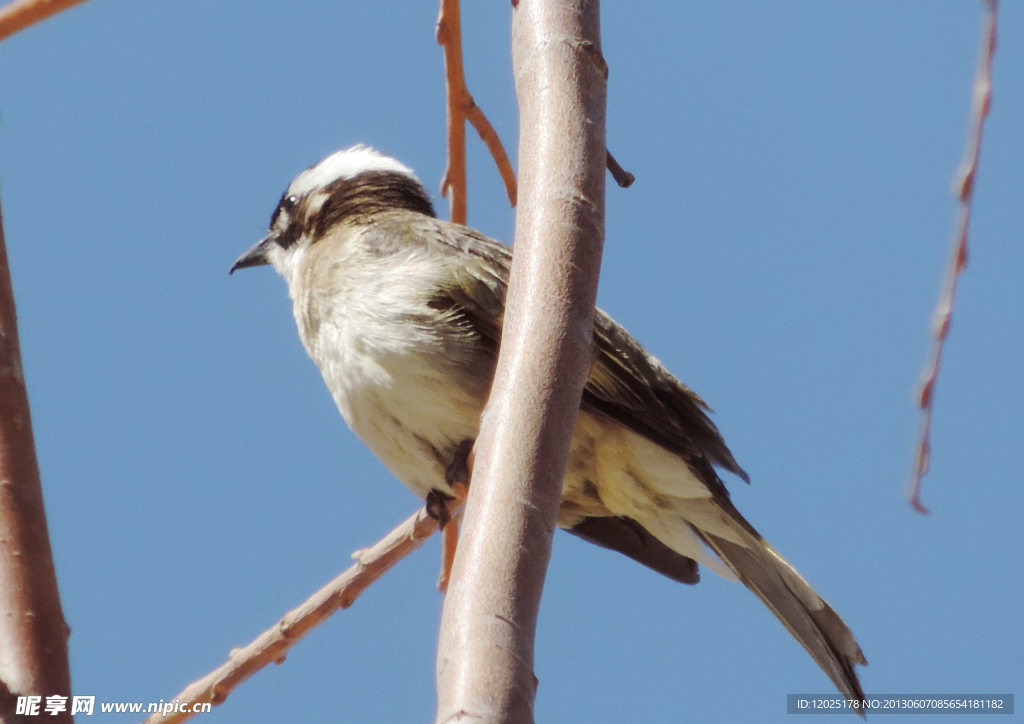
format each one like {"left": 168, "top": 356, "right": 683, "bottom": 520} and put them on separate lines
{"left": 230, "top": 144, "right": 867, "bottom": 702}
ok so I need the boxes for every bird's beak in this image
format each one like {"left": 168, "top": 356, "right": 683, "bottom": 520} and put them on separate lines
{"left": 229, "top": 237, "right": 272, "bottom": 275}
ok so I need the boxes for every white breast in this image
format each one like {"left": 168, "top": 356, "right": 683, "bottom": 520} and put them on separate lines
{"left": 290, "top": 230, "right": 488, "bottom": 499}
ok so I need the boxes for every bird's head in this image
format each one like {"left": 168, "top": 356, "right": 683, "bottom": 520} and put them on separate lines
{"left": 230, "top": 145, "right": 435, "bottom": 276}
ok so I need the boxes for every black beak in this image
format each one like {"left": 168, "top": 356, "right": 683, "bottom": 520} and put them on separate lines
{"left": 229, "top": 237, "right": 273, "bottom": 275}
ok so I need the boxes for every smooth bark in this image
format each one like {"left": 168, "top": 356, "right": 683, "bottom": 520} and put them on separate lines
{"left": 435, "top": 1, "right": 607, "bottom": 721}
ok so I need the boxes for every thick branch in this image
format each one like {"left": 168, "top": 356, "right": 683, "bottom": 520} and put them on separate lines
{"left": 140, "top": 509, "right": 438, "bottom": 724}
{"left": 0, "top": 190, "right": 72, "bottom": 721}
{"left": 437, "top": 0, "right": 517, "bottom": 223}
{"left": 0, "top": 0, "right": 90, "bottom": 41}
{"left": 909, "top": 0, "right": 997, "bottom": 514}
{"left": 434, "top": 1, "right": 607, "bottom": 722}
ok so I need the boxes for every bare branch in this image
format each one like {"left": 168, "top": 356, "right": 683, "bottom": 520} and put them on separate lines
{"left": 140, "top": 509, "right": 438, "bottom": 724}
{"left": 437, "top": 506, "right": 464, "bottom": 592}
{"left": 466, "top": 104, "right": 518, "bottom": 207}
{"left": 437, "top": 0, "right": 469, "bottom": 224}
{"left": 0, "top": 189, "right": 72, "bottom": 721}
{"left": 0, "top": 0, "right": 91, "bottom": 42}
{"left": 434, "top": 0, "right": 607, "bottom": 721}
{"left": 909, "top": 0, "right": 997, "bottom": 514}
{"left": 436, "top": 0, "right": 517, "bottom": 223}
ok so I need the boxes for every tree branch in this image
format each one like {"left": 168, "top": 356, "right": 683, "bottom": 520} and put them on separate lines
{"left": 0, "top": 0, "right": 91, "bottom": 42}
{"left": 140, "top": 508, "right": 439, "bottom": 724}
{"left": 0, "top": 187, "right": 72, "bottom": 721}
{"left": 436, "top": 0, "right": 518, "bottom": 223}
{"left": 909, "top": 0, "right": 997, "bottom": 514}
{"left": 434, "top": 0, "right": 607, "bottom": 721}
{"left": 466, "top": 103, "right": 518, "bottom": 208}
{"left": 605, "top": 149, "right": 634, "bottom": 188}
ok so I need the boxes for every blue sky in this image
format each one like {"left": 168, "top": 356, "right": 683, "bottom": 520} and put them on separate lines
{"left": 1, "top": 2, "right": 1021, "bottom": 722}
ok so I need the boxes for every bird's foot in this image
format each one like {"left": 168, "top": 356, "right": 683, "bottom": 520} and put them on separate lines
{"left": 425, "top": 488, "right": 456, "bottom": 530}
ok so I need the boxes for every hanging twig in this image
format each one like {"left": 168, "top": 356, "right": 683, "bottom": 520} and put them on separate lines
{"left": 0, "top": 0, "right": 91, "bottom": 41}
{"left": 139, "top": 508, "right": 439, "bottom": 724}
{"left": 436, "top": 0, "right": 517, "bottom": 223}
{"left": 908, "top": 0, "right": 997, "bottom": 514}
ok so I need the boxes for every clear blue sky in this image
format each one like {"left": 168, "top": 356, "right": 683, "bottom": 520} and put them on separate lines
{"left": 1, "top": 2, "right": 1021, "bottom": 722}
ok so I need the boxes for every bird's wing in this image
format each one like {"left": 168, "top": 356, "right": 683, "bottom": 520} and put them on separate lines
{"left": 415, "top": 217, "right": 746, "bottom": 492}
{"left": 586, "top": 310, "right": 748, "bottom": 486}
{"left": 412, "top": 218, "right": 708, "bottom": 584}
{"left": 567, "top": 515, "right": 700, "bottom": 585}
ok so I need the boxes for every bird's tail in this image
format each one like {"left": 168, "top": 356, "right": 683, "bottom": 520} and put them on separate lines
{"left": 683, "top": 498, "right": 867, "bottom": 704}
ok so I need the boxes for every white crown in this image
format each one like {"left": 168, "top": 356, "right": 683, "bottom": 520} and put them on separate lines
{"left": 288, "top": 145, "right": 418, "bottom": 198}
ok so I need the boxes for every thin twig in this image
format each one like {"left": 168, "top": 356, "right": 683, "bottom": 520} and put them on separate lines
{"left": 437, "top": 0, "right": 468, "bottom": 224}
{"left": 605, "top": 150, "right": 635, "bottom": 188}
{"left": 909, "top": 0, "right": 997, "bottom": 514}
{"left": 436, "top": 0, "right": 517, "bottom": 224}
{"left": 437, "top": 506, "right": 463, "bottom": 592}
{"left": 0, "top": 0, "right": 90, "bottom": 42}
{"left": 139, "top": 509, "right": 438, "bottom": 724}
{"left": 467, "top": 104, "right": 518, "bottom": 207}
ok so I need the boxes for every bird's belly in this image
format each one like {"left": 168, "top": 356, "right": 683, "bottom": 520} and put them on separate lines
{"left": 325, "top": 351, "right": 487, "bottom": 499}
{"left": 319, "top": 339, "right": 716, "bottom": 543}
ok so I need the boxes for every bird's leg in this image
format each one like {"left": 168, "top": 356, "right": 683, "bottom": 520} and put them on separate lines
{"left": 436, "top": 439, "right": 475, "bottom": 592}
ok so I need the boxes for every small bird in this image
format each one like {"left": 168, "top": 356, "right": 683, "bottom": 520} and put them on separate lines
{"left": 231, "top": 145, "right": 867, "bottom": 701}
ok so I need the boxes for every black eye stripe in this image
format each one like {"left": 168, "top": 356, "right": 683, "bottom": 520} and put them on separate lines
{"left": 268, "top": 193, "right": 302, "bottom": 250}
{"left": 276, "top": 223, "right": 301, "bottom": 250}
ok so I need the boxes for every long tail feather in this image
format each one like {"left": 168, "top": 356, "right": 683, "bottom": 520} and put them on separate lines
{"left": 690, "top": 505, "right": 867, "bottom": 704}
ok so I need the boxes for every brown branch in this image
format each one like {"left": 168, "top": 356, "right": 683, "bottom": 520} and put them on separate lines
{"left": 437, "top": 0, "right": 469, "bottom": 224}
{"left": 140, "top": 508, "right": 438, "bottom": 724}
{"left": 605, "top": 150, "right": 634, "bottom": 188}
{"left": 437, "top": 506, "right": 463, "bottom": 592}
{"left": 908, "top": 0, "right": 997, "bottom": 514}
{"left": 436, "top": 0, "right": 517, "bottom": 224}
{"left": 0, "top": 0, "right": 90, "bottom": 42}
{"left": 434, "top": 0, "right": 607, "bottom": 721}
{"left": 0, "top": 185, "right": 72, "bottom": 720}
{"left": 466, "top": 104, "right": 518, "bottom": 207}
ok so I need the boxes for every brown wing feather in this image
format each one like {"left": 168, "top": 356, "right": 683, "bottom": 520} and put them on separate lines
{"left": 567, "top": 516, "right": 700, "bottom": 585}
{"left": 416, "top": 216, "right": 746, "bottom": 490}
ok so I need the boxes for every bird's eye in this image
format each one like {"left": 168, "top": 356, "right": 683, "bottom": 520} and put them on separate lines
{"left": 270, "top": 194, "right": 299, "bottom": 229}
